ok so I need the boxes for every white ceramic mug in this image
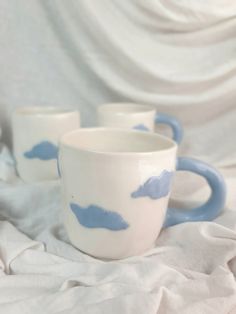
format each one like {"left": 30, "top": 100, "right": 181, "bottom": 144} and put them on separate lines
{"left": 12, "top": 106, "right": 80, "bottom": 182}
{"left": 59, "top": 128, "right": 226, "bottom": 260}
{"left": 97, "top": 103, "right": 183, "bottom": 143}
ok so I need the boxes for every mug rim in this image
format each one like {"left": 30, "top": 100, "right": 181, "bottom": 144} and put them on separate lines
{"left": 60, "top": 127, "right": 177, "bottom": 156}
{"left": 13, "top": 106, "right": 79, "bottom": 116}
{"left": 98, "top": 103, "right": 156, "bottom": 116}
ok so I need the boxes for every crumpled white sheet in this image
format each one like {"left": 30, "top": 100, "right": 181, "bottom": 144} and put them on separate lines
{"left": 0, "top": 145, "right": 235, "bottom": 314}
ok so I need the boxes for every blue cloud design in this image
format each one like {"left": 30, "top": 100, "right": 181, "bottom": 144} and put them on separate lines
{"left": 24, "top": 141, "right": 58, "bottom": 160}
{"left": 131, "top": 170, "right": 173, "bottom": 200}
{"left": 70, "top": 203, "right": 129, "bottom": 231}
{"left": 133, "top": 124, "right": 150, "bottom": 131}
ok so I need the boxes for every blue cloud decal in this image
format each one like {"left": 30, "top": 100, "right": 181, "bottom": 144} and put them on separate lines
{"left": 133, "top": 124, "right": 150, "bottom": 131}
{"left": 131, "top": 170, "right": 173, "bottom": 200}
{"left": 24, "top": 141, "right": 58, "bottom": 160}
{"left": 70, "top": 202, "right": 129, "bottom": 231}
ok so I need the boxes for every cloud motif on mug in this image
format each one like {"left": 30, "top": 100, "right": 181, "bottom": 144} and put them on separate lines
{"left": 133, "top": 124, "right": 150, "bottom": 131}
{"left": 70, "top": 202, "right": 129, "bottom": 231}
{"left": 24, "top": 141, "right": 58, "bottom": 160}
{"left": 131, "top": 170, "right": 173, "bottom": 200}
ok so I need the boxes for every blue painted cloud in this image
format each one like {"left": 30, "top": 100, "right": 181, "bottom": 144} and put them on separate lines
{"left": 133, "top": 124, "right": 150, "bottom": 131}
{"left": 24, "top": 141, "right": 58, "bottom": 160}
{"left": 131, "top": 170, "right": 173, "bottom": 200}
{"left": 70, "top": 202, "right": 129, "bottom": 231}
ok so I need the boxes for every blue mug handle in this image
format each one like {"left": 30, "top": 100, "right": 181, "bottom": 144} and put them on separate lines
{"left": 164, "top": 157, "right": 226, "bottom": 228}
{"left": 57, "top": 157, "right": 61, "bottom": 177}
{"left": 155, "top": 113, "right": 183, "bottom": 144}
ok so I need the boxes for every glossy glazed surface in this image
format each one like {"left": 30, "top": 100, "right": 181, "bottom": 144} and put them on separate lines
{"left": 97, "top": 103, "right": 183, "bottom": 143}
{"left": 12, "top": 106, "right": 80, "bottom": 182}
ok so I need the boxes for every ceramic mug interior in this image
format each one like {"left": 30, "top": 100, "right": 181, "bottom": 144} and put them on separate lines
{"left": 61, "top": 127, "right": 175, "bottom": 154}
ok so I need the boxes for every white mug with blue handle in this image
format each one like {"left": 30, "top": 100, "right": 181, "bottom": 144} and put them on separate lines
{"left": 97, "top": 103, "right": 183, "bottom": 144}
{"left": 12, "top": 106, "right": 80, "bottom": 182}
{"left": 59, "top": 128, "right": 226, "bottom": 259}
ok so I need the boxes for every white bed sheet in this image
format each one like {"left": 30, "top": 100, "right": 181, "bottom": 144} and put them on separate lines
{"left": 0, "top": 146, "right": 234, "bottom": 314}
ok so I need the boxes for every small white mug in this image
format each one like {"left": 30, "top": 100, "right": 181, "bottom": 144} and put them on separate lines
{"left": 59, "top": 128, "right": 226, "bottom": 259}
{"left": 97, "top": 103, "right": 183, "bottom": 143}
{"left": 12, "top": 106, "right": 80, "bottom": 182}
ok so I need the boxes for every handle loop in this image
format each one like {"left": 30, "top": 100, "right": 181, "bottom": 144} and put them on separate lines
{"left": 155, "top": 113, "right": 183, "bottom": 144}
{"left": 164, "top": 157, "right": 226, "bottom": 227}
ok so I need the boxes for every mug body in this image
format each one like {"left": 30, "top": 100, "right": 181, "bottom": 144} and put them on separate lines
{"left": 97, "top": 103, "right": 156, "bottom": 132}
{"left": 60, "top": 128, "right": 177, "bottom": 259}
{"left": 12, "top": 106, "right": 80, "bottom": 182}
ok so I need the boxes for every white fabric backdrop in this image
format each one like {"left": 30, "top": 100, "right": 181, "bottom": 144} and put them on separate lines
{"left": 0, "top": 1, "right": 236, "bottom": 313}
{"left": 1, "top": 0, "right": 236, "bottom": 166}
